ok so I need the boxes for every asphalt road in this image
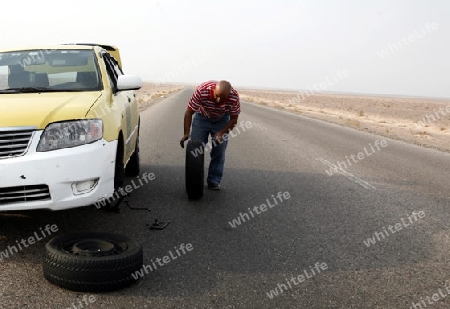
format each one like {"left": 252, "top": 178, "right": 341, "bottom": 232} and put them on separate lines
{"left": 1, "top": 88, "right": 449, "bottom": 309}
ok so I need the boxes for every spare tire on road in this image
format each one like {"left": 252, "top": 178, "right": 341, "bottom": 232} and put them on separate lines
{"left": 185, "top": 140, "right": 205, "bottom": 200}
{"left": 43, "top": 232, "right": 143, "bottom": 292}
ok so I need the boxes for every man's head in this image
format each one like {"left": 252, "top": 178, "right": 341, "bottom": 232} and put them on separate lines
{"left": 213, "top": 80, "right": 232, "bottom": 104}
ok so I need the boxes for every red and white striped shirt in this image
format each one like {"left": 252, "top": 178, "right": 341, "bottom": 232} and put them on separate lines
{"left": 188, "top": 80, "right": 240, "bottom": 118}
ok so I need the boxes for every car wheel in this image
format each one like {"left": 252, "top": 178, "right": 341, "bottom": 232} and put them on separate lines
{"left": 125, "top": 133, "right": 140, "bottom": 177}
{"left": 185, "top": 140, "right": 204, "bottom": 200}
{"left": 102, "top": 140, "right": 125, "bottom": 211}
{"left": 43, "top": 232, "right": 143, "bottom": 292}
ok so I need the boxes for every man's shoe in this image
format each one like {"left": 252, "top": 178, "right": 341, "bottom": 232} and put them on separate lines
{"left": 207, "top": 183, "right": 220, "bottom": 190}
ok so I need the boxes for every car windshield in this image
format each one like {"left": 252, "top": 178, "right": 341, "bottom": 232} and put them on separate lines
{"left": 0, "top": 49, "right": 102, "bottom": 93}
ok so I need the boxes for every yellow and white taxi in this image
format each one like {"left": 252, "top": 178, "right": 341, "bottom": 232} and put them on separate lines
{"left": 0, "top": 43, "right": 141, "bottom": 211}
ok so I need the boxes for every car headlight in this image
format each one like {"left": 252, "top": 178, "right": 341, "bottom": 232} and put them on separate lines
{"left": 37, "top": 119, "right": 103, "bottom": 152}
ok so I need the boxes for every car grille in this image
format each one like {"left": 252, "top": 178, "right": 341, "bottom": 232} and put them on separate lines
{"left": 0, "top": 127, "right": 35, "bottom": 159}
{"left": 0, "top": 185, "right": 51, "bottom": 205}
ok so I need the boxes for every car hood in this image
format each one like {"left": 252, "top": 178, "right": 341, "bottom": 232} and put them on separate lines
{"left": 0, "top": 92, "right": 102, "bottom": 129}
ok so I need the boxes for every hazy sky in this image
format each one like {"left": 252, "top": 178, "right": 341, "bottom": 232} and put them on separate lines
{"left": 2, "top": 1, "right": 449, "bottom": 98}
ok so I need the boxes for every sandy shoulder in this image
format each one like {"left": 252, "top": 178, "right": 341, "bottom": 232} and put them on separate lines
{"left": 238, "top": 88, "right": 450, "bottom": 153}
{"left": 135, "top": 83, "right": 185, "bottom": 111}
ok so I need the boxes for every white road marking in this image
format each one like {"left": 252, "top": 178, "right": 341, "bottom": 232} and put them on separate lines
{"left": 317, "top": 158, "right": 377, "bottom": 190}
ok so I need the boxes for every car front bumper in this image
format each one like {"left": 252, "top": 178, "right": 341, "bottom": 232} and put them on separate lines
{"left": 0, "top": 131, "right": 117, "bottom": 211}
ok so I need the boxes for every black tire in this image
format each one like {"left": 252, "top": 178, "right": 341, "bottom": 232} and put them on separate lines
{"left": 126, "top": 120, "right": 140, "bottom": 177}
{"left": 103, "top": 138, "right": 125, "bottom": 211}
{"left": 125, "top": 133, "right": 140, "bottom": 177}
{"left": 185, "top": 140, "right": 204, "bottom": 200}
{"left": 43, "top": 232, "right": 143, "bottom": 292}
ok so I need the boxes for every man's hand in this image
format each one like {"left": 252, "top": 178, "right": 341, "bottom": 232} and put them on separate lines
{"left": 215, "top": 115, "right": 238, "bottom": 144}
{"left": 213, "top": 131, "right": 227, "bottom": 143}
{"left": 180, "top": 134, "right": 190, "bottom": 148}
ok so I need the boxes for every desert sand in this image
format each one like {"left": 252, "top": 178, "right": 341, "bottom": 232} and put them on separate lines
{"left": 136, "top": 83, "right": 450, "bottom": 153}
{"left": 135, "top": 83, "right": 185, "bottom": 111}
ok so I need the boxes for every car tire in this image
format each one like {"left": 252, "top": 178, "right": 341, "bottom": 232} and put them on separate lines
{"left": 125, "top": 133, "right": 140, "bottom": 177}
{"left": 43, "top": 232, "right": 143, "bottom": 292}
{"left": 102, "top": 140, "right": 125, "bottom": 211}
{"left": 185, "top": 140, "right": 204, "bottom": 200}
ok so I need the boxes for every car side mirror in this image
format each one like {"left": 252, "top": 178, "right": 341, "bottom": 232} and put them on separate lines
{"left": 117, "top": 75, "right": 142, "bottom": 91}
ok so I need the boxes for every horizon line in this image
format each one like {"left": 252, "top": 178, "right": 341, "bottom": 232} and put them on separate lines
{"left": 140, "top": 80, "right": 450, "bottom": 101}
